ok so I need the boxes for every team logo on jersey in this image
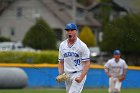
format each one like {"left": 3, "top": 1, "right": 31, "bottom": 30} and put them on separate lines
{"left": 111, "top": 66, "right": 122, "bottom": 69}
{"left": 64, "top": 52, "right": 79, "bottom": 57}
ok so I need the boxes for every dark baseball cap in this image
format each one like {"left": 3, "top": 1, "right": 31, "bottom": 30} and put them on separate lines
{"left": 113, "top": 50, "right": 121, "bottom": 55}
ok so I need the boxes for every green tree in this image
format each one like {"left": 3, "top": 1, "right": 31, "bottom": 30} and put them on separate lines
{"left": 23, "top": 18, "right": 57, "bottom": 50}
{"left": 77, "top": 0, "right": 85, "bottom": 5}
{"left": 0, "top": 36, "right": 11, "bottom": 42}
{"left": 100, "top": 14, "right": 140, "bottom": 65}
{"left": 77, "top": 0, "right": 94, "bottom": 6}
{"left": 79, "top": 26, "right": 96, "bottom": 47}
{"left": 101, "top": 0, "right": 112, "bottom": 2}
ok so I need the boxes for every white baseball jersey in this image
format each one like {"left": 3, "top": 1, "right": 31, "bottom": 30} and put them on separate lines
{"left": 58, "top": 37, "right": 90, "bottom": 73}
{"left": 104, "top": 58, "right": 128, "bottom": 77}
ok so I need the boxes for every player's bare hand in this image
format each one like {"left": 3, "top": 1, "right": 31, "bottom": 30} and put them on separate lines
{"left": 107, "top": 73, "right": 112, "bottom": 77}
{"left": 118, "top": 75, "right": 125, "bottom": 82}
{"left": 75, "top": 77, "right": 83, "bottom": 83}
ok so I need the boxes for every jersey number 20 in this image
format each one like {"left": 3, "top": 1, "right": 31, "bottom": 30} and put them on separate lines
{"left": 74, "top": 59, "right": 80, "bottom": 66}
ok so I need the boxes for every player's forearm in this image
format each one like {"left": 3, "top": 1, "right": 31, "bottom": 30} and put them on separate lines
{"left": 80, "top": 61, "right": 90, "bottom": 79}
{"left": 104, "top": 67, "right": 109, "bottom": 74}
{"left": 58, "top": 61, "right": 64, "bottom": 75}
{"left": 122, "top": 68, "right": 127, "bottom": 77}
{"left": 104, "top": 67, "right": 111, "bottom": 77}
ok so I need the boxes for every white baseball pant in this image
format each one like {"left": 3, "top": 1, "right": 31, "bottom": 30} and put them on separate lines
{"left": 65, "top": 71, "right": 86, "bottom": 93}
{"left": 109, "top": 77, "right": 122, "bottom": 93}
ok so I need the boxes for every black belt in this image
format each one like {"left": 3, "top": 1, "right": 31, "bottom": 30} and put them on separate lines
{"left": 65, "top": 70, "right": 82, "bottom": 74}
{"left": 72, "top": 70, "right": 82, "bottom": 73}
{"left": 72, "top": 71, "right": 78, "bottom": 73}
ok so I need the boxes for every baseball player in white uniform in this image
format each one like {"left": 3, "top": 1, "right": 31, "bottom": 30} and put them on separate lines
{"left": 104, "top": 50, "right": 128, "bottom": 93}
{"left": 58, "top": 23, "right": 90, "bottom": 93}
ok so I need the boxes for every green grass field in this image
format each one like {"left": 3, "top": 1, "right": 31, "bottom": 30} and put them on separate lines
{"left": 0, "top": 88, "right": 140, "bottom": 93}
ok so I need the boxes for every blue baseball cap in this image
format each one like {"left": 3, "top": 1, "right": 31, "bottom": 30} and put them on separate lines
{"left": 65, "top": 23, "right": 78, "bottom": 30}
{"left": 113, "top": 50, "right": 121, "bottom": 55}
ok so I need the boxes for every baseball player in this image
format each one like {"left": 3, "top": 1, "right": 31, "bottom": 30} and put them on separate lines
{"left": 104, "top": 50, "right": 128, "bottom": 93}
{"left": 57, "top": 23, "right": 90, "bottom": 93}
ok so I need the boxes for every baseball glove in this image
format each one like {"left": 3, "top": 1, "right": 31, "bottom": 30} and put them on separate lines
{"left": 118, "top": 75, "right": 125, "bottom": 82}
{"left": 56, "top": 73, "right": 68, "bottom": 83}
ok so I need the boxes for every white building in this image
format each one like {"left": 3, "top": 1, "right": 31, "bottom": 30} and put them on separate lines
{"left": 0, "top": 0, "right": 101, "bottom": 43}
{"left": 0, "top": 0, "right": 66, "bottom": 42}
